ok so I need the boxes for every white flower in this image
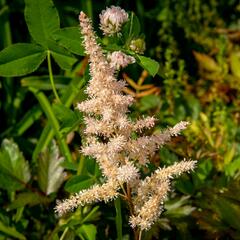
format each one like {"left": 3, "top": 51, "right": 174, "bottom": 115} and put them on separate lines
{"left": 117, "top": 162, "right": 139, "bottom": 183}
{"left": 100, "top": 6, "right": 128, "bottom": 36}
{"left": 107, "top": 51, "right": 135, "bottom": 70}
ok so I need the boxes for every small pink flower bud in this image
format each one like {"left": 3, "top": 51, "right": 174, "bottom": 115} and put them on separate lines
{"left": 107, "top": 51, "right": 135, "bottom": 70}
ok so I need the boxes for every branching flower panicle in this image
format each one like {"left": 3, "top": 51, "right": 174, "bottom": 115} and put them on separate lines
{"left": 55, "top": 7, "right": 197, "bottom": 235}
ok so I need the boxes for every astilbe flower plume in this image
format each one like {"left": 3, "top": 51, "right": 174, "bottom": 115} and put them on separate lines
{"left": 55, "top": 8, "right": 196, "bottom": 233}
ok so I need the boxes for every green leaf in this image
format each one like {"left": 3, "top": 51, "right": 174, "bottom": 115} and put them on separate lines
{"left": 0, "top": 43, "right": 46, "bottom": 77}
{"left": 0, "top": 139, "right": 31, "bottom": 191}
{"left": 85, "top": 157, "right": 101, "bottom": 177}
{"left": 31, "top": 88, "right": 73, "bottom": 163}
{"left": 215, "top": 197, "right": 240, "bottom": 231}
{"left": 38, "top": 140, "right": 64, "bottom": 195}
{"left": 77, "top": 224, "right": 97, "bottom": 240}
{"left": 193, "top": 51, "right": 221, "bottom": 72}
{"left": 139, "top": 95, "right": 161, "bottom": 112}
{"left": 52, "top": 103, "right": 83, "bottom": 133}
{"left": 21, "top": 75, "right": 71, "bottom": 90}
{"left": 137, "top": 55, "right": 159, "bottom": 76}
{"left": 225, "top": 157, "right": 240, "bottom": 177}
{"left": 185, "top": 94, "right": 201, "bottom": 120}
{"left": 48, "top": 40, "right": 77, "bottom": 70}
{"left": 8, "top": 192, "right": 50, "bottom": 210}
{"left": 24, "top": 0, "right": 60, "bottom": 46}
{"left": 52, "top": 27, "right": 85, "bottom": 56}
{"left": 230, "top": 52, "right": 240, "bottom": 78}
{"left": 0, "top": 221, "right": 26, "bottom": 240}
{"left": 164, "top": 196, "right": 195, "bottom": 218}
{"left": 122, "top": 12, "right": 141, "bottom": 41}
{"left": 64, "top": 175, "right": 95, "bottom": 193}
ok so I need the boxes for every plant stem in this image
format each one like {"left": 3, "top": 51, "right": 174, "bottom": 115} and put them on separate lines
{"left": 59, "top": 227, "right": 69, "bottom": 240}
{"left": 138, "top": 230, "right": 142, "bottom": 240}
{"left": 30, "top": 88, "right": 73, "bottom": 163}
{"left": 114, "top": 197, "right": 123, "bottom": 240}
{"left": 47, "top": 50, "right": 61, "bottom": 103}
{"left": 77, "top": 154, "right": 85, "bottom": 175}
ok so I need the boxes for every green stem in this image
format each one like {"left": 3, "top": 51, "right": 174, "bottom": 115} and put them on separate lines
{"left": 77, "top": 154, "right": 85, "bottom": 175}
{"left": 1, "top": 0, "right": 14, "bottom": 126}
{"left": 59, "top": 227, "right": 69, "bottom": 240}
{"left": 47, "top": 50, "right": 61, "bottom": 103}
{"left": 138, "top": 230, "right": 142, "bottom": 240}
{"left": 30, "top": 88, "right": 72, "bottom": 163}
{"left": 33, "top": 124, "right": 54, "bottom": 162}
{"left": 85, "top": 0, "right": 93, "bottom": 19}
{"left": 114, "top": 197, "right": 123, "bottom": 240}
{"left": 32, "top": 76, "right": 86, "bottom": 161}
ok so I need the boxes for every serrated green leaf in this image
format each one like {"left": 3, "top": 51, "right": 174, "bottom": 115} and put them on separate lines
{"left": 52, "top": 27, "right": 85, "bottom": 56}
{"left": 77, "top": 224, "right": 97, "bottom": 240}
{"left": 48, "top": 40, "right": 77, "bottom": 70}
{"left": 24, "top": 0, "right": 60, "bottom": 46}
{"left": 137, "top": 55, "right": 159, "bottom": 77}
{"left": 0, "top": 221, "right": 26, "bottom": 240}
{"left": 21, "top": 75, "right": 71, "bottom": 90}
{"left": 0, "top": 43, "right": 46, "bottom": 77}
{"left": 38, "top": 141, "right": 64, "bottom": 195}
{"left": 0, "top": 139, "right": 30, "bottom": 191}
{"left": 8, "top": 192, "right": 50, "bottom": 210}
{"left": 64, "top": 175, "right": 95, "bottom": 193}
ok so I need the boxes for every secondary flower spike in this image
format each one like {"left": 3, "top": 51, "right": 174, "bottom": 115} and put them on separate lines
{"left": 55, "top": 9, "right": 197, "bottom": 233}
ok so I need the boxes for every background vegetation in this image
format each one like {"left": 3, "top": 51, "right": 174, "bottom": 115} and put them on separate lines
{"left": 0, "top": 0, "right": 240, "bottom": 239}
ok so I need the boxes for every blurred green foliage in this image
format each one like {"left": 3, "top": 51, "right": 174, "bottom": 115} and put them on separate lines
{"left": 0, "top": 0, "right": 240, "bottom": 239}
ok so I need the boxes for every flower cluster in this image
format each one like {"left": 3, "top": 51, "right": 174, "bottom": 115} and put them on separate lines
{"left": 55, "top": 7, "right": 196, "bottom": 232}
{"left": 100, "top": 6, "right": 128, "bottom": 36}
{"left": 107, "top": 51, "right": 135, "bottom": 70}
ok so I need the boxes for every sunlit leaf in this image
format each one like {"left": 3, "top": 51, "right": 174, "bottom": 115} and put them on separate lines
{"left": 38, "top": 140, "right": 65, "bottom": 195}
{"left": 0, "top": 139, "right": 31, "bottom": 191}
{"left": 137, "top": 55, "right": 159, "bottom": 77}
{"left": 193, "top": 51, "right": 221, "bottom": 72}
{"left": 230, "top": 52, "right": 240, "bottom": 78}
